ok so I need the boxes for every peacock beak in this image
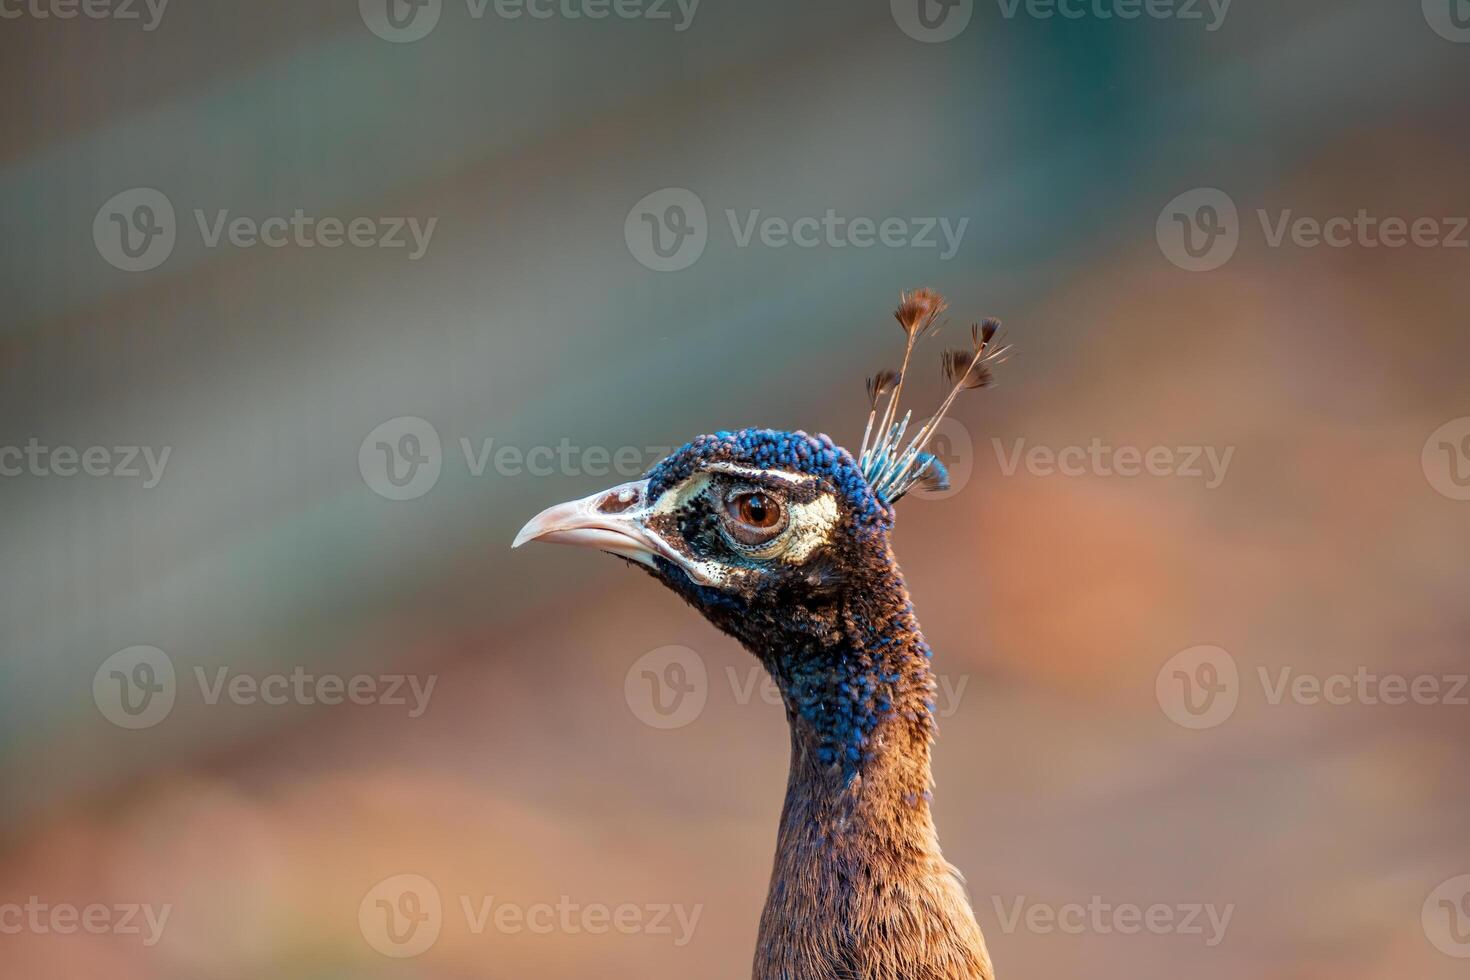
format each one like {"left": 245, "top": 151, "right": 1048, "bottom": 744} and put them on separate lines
{"left": 513, "top": 479, "right": 717, "bottom": 584}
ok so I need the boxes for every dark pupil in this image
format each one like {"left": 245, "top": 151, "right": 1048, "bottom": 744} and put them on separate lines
{"left": 738, "top": 493, "right": 776, "bottom": 527}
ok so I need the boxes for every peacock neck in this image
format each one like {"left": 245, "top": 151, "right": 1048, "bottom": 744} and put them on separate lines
{"left": 766, "top": 612, "right": 943, "bottom": 867}
{"left": 751, "top": 558, "right": 949, "bottom": 877}
{"left": 750, "top": 565, "right": 993, "bottom": 979}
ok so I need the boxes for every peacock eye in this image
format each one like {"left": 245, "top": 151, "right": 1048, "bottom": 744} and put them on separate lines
{"left": 721, "top": 490, "right": 788, "bottom": 548}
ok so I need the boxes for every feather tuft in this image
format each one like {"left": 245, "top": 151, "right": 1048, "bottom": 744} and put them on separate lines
{"left": 911, "top": 453, "right": 950, "bottom": 494}
{"left": 894, "top": 288, "right": 947, "bottom": 339}
{"left": 865, "top": 369, "right": 900, "bottom": 408}
{"left": 942, "top": 349, "right": 994, "bottom": 390}
{"left": 860, "top": 288, "right": 1011, "bottom": 504}
{"left": 974, "top": 317, "right": 1000, "bottom": 350}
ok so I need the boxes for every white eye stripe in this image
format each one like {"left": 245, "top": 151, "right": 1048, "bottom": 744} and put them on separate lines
{"left": 651, "top": 472, "right": 711, "bottom": 516}
{"left": 703, "top": 463, "right": 815, "bottom": 486}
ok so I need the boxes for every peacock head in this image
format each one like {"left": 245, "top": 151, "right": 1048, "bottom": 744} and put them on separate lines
{"left": 512, "top": 289, "right": 1009, "bottom": 652}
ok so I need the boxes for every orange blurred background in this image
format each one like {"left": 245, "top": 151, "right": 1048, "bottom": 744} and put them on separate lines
{"left": 2, "top": 1, "right": 1468, "bottom": 977}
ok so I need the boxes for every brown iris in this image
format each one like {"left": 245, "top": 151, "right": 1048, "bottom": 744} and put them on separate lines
{"left": 722, "top": 490, "right": 787, "bottom": 548}
{"left": 731, "top": 492, "right": 778, "bottom": 527}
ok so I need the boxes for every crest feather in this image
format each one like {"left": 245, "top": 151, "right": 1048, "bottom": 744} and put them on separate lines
{"left": 858, "top": 291, "right": 1010, "bottom": 503}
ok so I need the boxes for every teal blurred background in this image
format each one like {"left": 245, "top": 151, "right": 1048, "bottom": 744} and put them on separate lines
{"left": 3, "top": 1, "right": 1469, "bottom": 976}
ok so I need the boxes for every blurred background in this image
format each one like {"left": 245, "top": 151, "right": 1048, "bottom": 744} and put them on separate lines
{"left": 3, "top": 0, "right": 1469, "bottom": 976}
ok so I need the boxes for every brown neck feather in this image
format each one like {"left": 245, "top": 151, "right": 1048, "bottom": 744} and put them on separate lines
{"left": 751, "top": 629, "right": 994, "bottom": 980}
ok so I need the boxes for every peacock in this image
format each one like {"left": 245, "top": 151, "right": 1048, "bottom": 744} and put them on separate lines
{"left": 514, "top": 288, "right": 1010, "bottom": 979}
